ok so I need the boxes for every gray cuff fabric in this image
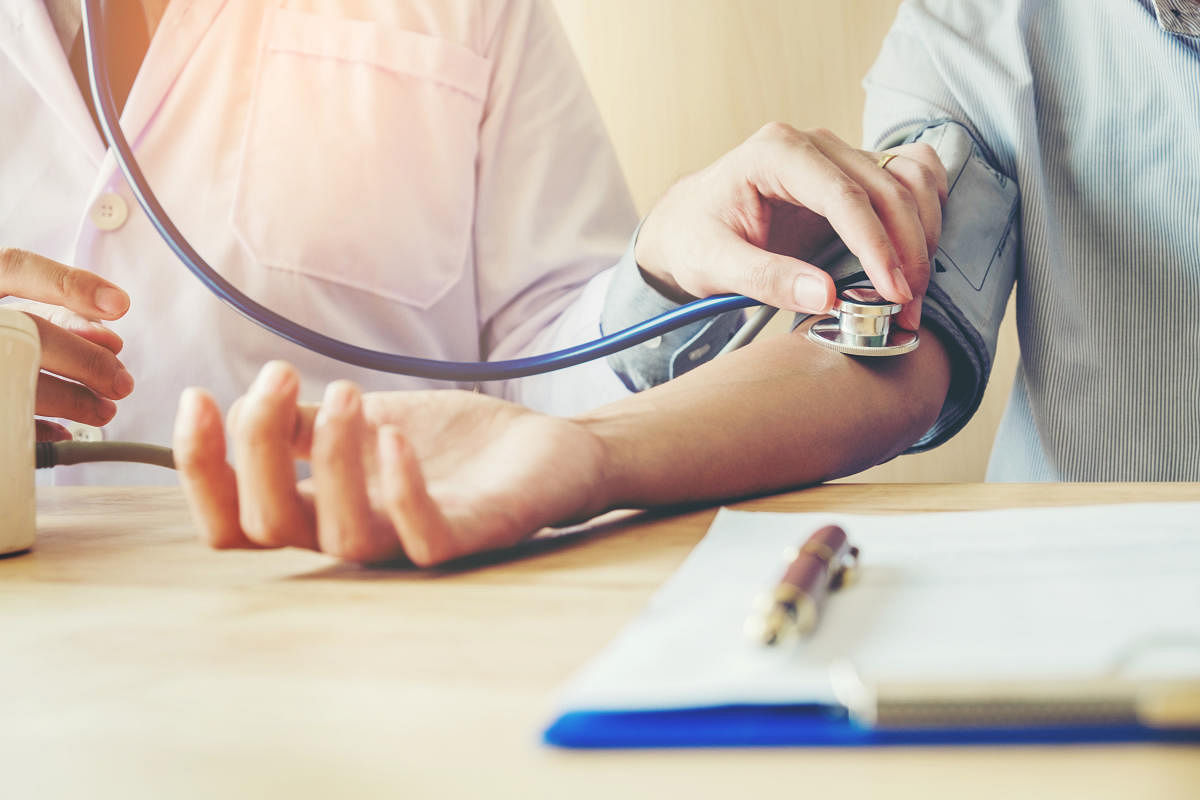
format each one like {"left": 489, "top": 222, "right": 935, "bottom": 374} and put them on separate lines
{"left": 602, "top": 227, "right": 743, "bottom": 392}
{"left": 903, "top": 287, "right": 991, "bottom": 452}
{"left": 790, "top": 119, "right": 1019, "bottom": 454}
{"left": 900, "top": 120, "right": 1019, "bottom": 453}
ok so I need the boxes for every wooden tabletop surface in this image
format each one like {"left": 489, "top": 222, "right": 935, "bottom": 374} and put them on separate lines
{"left": 3, "top": 483, "right": 1198, "bottom": 799}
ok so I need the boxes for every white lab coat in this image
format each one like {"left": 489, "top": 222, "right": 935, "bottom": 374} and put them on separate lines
{"left": 0, "top": 0, "right": 638, "bottom": 484}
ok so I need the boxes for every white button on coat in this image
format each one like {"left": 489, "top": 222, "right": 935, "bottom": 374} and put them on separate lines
{"left": 89, "top": 193, "right": 129, "bottom": 231}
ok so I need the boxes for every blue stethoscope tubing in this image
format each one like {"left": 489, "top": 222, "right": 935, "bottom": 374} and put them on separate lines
{"left": 79, "top": 0, "right": 760, "bottom": 382}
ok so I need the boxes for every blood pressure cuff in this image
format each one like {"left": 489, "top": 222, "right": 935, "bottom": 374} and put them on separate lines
{"left": 601, "top": 223, "right": 744, "bottom": 392}
{"left": 801, "top": 120, "right": 1020, "bottom": 452}
{"left": 602, "top": 120, "right": 1018, "bottom": 453}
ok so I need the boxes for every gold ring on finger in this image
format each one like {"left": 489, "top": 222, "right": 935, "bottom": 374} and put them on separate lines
{"left": 876, "top": 152, "right": 899, "bottom": 171}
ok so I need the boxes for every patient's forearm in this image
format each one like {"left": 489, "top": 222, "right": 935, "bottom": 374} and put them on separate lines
{"left": 577, "top": 321, "right": 952, "bottom": 509}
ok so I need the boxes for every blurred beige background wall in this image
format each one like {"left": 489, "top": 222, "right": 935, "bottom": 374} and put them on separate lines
{"left": 552, "top": 0, "right": 1018, "bottom": 483}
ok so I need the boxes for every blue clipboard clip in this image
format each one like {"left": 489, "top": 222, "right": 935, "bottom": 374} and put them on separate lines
{"left": 830, "top": 660, "right": 1200, "bottom": 734}
{"left": 544, "top": 630, "right": 1200, "bottom": 749}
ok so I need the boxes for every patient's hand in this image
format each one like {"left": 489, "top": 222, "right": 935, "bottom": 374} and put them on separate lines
{"left": 634, "top": 124, "right": 947, "bottom": 331}
{"left": 173, "top": 361, "right": 606, "bottom": 566}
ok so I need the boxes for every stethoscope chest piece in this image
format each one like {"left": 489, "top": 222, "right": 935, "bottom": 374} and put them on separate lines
{"left": 806, "top": 287, "right": 919, "bottom": 357}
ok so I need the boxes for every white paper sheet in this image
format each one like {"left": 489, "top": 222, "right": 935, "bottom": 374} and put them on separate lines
{"left": 555, "top": 504, "right": 1200, "bottom": 712}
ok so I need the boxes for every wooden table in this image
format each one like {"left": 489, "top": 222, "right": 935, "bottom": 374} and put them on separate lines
{"left": 3, "top": 484, "right": 1198, "bottom": 799}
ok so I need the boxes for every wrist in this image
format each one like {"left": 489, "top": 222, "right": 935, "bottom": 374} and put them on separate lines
{"left": 633, "top": 218, "right": 697, "bottom": 305}
{"left": 571, "top": 410, "right": 653, "bottom": 512}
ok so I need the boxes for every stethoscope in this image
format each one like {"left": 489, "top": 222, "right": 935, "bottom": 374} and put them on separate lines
{"left": 79, "top": 0, "right": 916, "bottom": 382}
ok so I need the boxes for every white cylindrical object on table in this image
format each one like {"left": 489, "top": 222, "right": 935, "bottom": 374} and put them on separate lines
{"left": 0, "top": 308, "right": 40, "bottom": 555}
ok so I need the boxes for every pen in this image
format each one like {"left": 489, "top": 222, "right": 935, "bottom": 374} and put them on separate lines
{"left": 746, "top": 524, "right": 859, "bottom": 645}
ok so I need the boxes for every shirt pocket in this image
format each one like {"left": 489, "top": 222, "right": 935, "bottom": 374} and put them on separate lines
{"left": 232, "top": 8, "right": 489, "bottom": 309}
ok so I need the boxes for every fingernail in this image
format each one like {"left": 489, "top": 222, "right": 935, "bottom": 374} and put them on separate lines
{"left": 251, "top": 361, "right": 295, "bottom": 396}
{"left": 94, "top": 286, "right": 128, "bottom": 314}
{"left": 113, "top": 368, "right": 134, "bottom": 396}
{"left": 320, "top": 381, "right": 359, "bottom": 419}
{"left": 175, "top": 388, "right": 205, "bottom": 436}
{"left": 792, "top": 274, "right": 831, "bottom": 312}
{"left": 177, "top": 387, "right": 201, "bottom": 420}
{"left": 900, "top": 297, "right": 923, "bottom": 330}
{"left": 891, "top": 267, "right": 914, "bottom": 303}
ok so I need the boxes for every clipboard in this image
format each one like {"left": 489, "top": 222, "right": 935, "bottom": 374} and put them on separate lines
{"left": 543, "top": 505, "right": 1200, "bottom": 748}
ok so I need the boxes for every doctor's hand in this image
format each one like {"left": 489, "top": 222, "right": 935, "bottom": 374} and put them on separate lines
{"left": 173, "top": 361, "right": 605, "bottom": 566}
{"left": 634, "top": 124, "right": 947, "bottom": 330}
{"left": 0, "top": 248, "right": 134, "bottom": 441}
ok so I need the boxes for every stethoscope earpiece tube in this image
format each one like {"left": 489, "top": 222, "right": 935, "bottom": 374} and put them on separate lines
{"left": 80, "top": 0, "right": 759, "bottom": 381}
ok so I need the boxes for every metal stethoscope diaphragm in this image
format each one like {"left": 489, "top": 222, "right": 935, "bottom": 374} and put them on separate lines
{"left": 806, "top": 287, "right": 919, "bottom": 357}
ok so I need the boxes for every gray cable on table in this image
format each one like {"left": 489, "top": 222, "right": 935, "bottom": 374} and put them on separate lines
{"left": 35, "top": 441, "right": 176, "bottom": 470}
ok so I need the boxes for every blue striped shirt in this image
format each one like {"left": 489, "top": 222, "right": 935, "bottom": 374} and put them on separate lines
{"left": 864, "top": 0, "right": 1200, "bottom": 481}
{"left": 603, "top": 0, "right": 1198, "bottom": 481}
